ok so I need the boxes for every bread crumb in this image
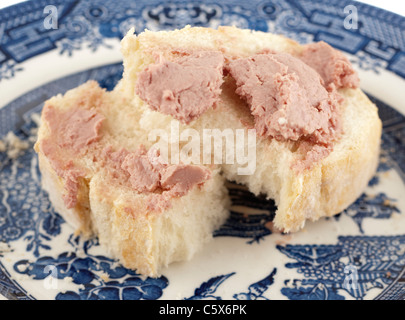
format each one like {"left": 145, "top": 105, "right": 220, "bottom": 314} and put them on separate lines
{"left": 62, "top": 276, "right": 74, "bottom": 285}
{"left": 28, "top": 113, "right": 42, "bottom": 141}
{"left": 265, "top": 221, "right": 282, "bottom": 233}
{"left": 0, "top": 241, "right": 11, "bottom": 253}
{"left": 12, "top": 273, "right": 34, "bottom": 283}
{"left": 92, "top": 269, "right": 110, "bottom": 282}
{"left": 0, "top": 132, "right": 29, "bottom": 159}
{"left": 31, "top": 113, "right": 42, "bottom": 127}
{"left": 100, "top": 273, "right": 110, "bottom": 282}
{"left": 278, "top": 117, "right": 287, "bottom": 125}
{"left": 275, "top": 234, "right": 292, "bottom": 246}
{"left": 382, "top": 171, "right": 391, "bottom": 178}
{"left": 383, "top": 199, "right": 391, "bottom": 206}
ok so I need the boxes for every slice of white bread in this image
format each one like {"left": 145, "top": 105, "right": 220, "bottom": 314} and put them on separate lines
{"left": 35, "top": 26, "right": 382, "bottom": 277}
{"left": 118, "top": 26, "right": 382, "bottom": 233}
{"left": 34, "top": 81, "right": 230, "bottom": 276}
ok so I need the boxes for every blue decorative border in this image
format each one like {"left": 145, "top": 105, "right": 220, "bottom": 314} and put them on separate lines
{"left": 184, "top": 235, "right": 405, "bottom": 300}
{"left": 0, "top": 0, "right": 404, "bottom": 300}
{"left": 0, "top": 261, "right": 33, "bottom": 300}
{"left": 0, "top": 0, "right": 404, "bottom": 81}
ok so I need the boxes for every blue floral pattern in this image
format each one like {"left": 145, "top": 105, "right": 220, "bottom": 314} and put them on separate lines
{"left": 0, "top": 141, "right": 64, "bottom": 256}
{"left": 186, "top": 269, "right": 277, "bottom": 300}
{"left": 186, "top": 272, "right": 236, "bottom": 300}
{"left": 233, "top": 269, "right": 277, "bottom": 300}
{"left": 277, "top": 236, "right": 405, "bottom": 300}
{"left": 214, "top": 184, "right": 277, "bottom": 243}
{"left": 0, "top": 61, "right": 23, "bottom": 82}
{"left": 337, "top": 193, "right": 400, "bottom": 234}
{"left": 0, "top": 0, "right": 404, "bottom": 300}
{"left": 14, "top": 247, "right": 168, "bottom": 300}
{"left": 1, "top": 0, "right": 405, "bottom": 81}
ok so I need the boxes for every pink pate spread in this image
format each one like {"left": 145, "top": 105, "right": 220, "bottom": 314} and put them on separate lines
{"left": 42, "top": 41, "right": 359, "bottom": 210}
{"left": 135, "top": 42, "right": 358, "bottom": 171}
{"left": 120, "top": 145, "right": 211, "bottom": 195}
{"left": 225, "top": 43, "right": 359, "bottom": 171}
{"left": 299, "top": 41, "right": 359, "bottom": 90}
{"left": 41, "top": 106, "right": 104, "bottom": 208}
{"left": 135, "top": 50, "right": 224, "bottom": 124}
{"left": 102, "top": 145, "right": 211, "bottom": 211}
{"left": 41, "top": 104, "right": 211, "bottom": 210}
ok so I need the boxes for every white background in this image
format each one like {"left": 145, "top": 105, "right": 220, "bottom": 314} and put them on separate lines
{"left": 0, "top": 0, "right": 404, "bottom": 16}
{"left": 0, "top": 0, "right": 404, "bottom": 301}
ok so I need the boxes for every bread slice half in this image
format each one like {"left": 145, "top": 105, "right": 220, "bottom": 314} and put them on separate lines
{"left": 35, "top": 81, "right": 230, "bottom": 276}
{"left": 35, "top": 26, "right": 381, "bottom": 276}
{"left": 118, "top": 26, "right": 382, "bottom": 232}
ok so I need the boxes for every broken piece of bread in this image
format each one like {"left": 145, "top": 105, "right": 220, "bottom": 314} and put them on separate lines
{"left": 35, "top": 81, "right": 230, "bottom": 276}
{"left": 118, "top": 26, "right": 381, "bottom": 233}
{"left": 35, "top": 26, "right": 382, "bottom": 276}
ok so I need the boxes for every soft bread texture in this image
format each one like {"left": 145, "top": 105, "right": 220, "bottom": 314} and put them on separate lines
{"left": 35, "top": 81, "right": 230, "bottom": 276}
{"left": 36, "top": 26, "right": 382, "bottom": 277}
{"left": 118, "top": 26, "right": 382, "bottom": 232}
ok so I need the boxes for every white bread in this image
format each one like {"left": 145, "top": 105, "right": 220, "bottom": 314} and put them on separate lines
{"left": 118, "top": 26, "right": 382, "bottom": 232}
{"left": 35, "top": 26, "right": 381, "bottom": 277}
{"left": 35, "top": 81, "right": 230, "bottom": 276}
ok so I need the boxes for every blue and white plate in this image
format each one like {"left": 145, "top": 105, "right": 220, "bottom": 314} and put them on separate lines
{"left": 0, "top": 0, "right": 404, "bottom": 300}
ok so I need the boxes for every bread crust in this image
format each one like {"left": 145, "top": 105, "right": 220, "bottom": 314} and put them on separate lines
{"left": 275, "top": 91, "right": 381, "bottom": 231}
{"left": 35, "top": 82, "right": 230, "bottom": 277}
{"left": 119, "top": 26, "right": 382, "bottom": 233}
{"left": 35, "top": 26, "right": 382, "bottom": 276}
{"left": 37, "top": 152, "right": 94, "bottom": 236}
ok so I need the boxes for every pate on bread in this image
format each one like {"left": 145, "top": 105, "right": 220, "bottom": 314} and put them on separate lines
{"left": 118, "top": 26, "right": 382, "bottom": 233}
{"left": 35, "top": 26, "right": 382, "bottom": 276}
{"left": 35, "top": 81, "right": 230, "bottom": 276}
